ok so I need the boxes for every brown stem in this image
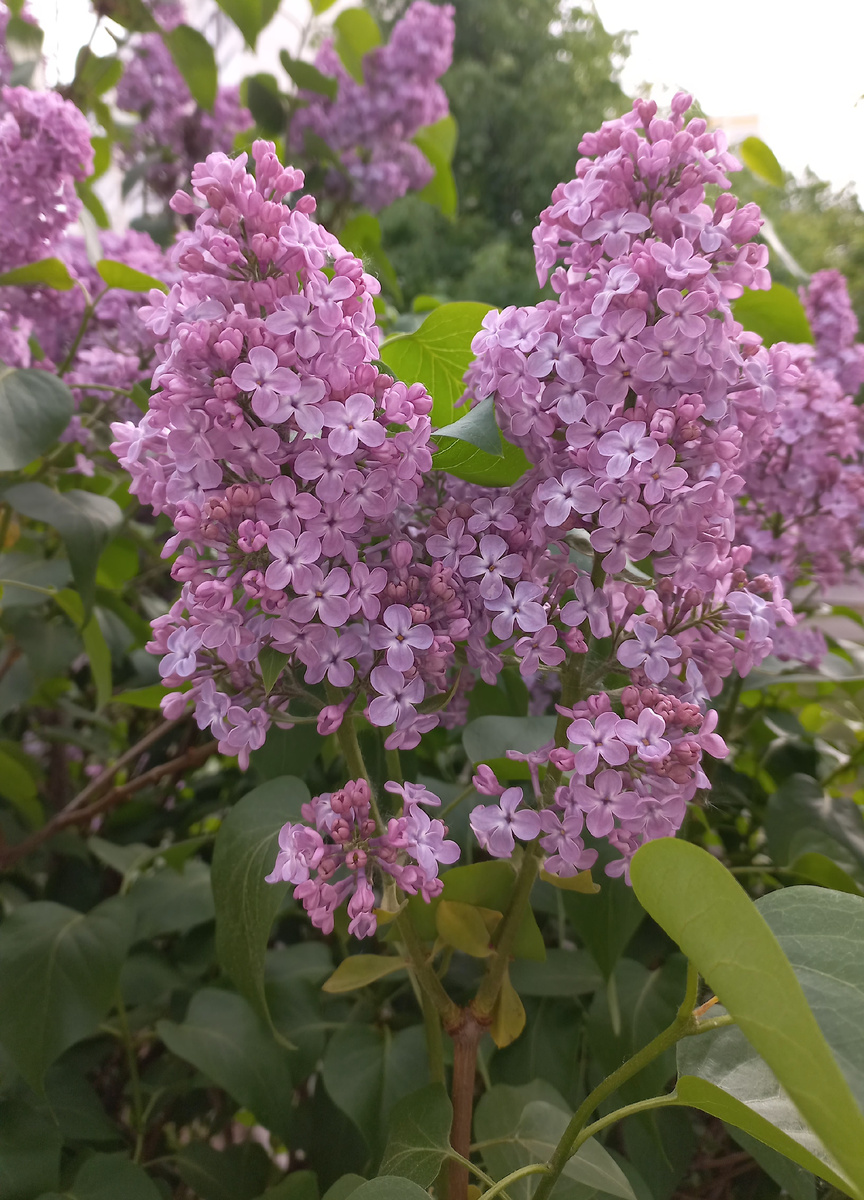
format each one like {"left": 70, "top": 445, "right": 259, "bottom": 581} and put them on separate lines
{"left": 448, "top": 1010, "right": 486, "bottom": 1200}
{"left": 64, "top": 717, "right": 188, "bottom": 817}
{"left": 0, "top": 739, "right": 218, "bottom": 870}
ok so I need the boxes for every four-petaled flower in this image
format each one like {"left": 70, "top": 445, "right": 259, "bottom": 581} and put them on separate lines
{"left": 370, "top": 604, "right": 434, "bottom": 671}
{"left": 470, "top": 787, "right": 542, "bottom": 857}
{"left": 617, "top": 621, "right": 681, "bottom": 683}
{"left": 231, "top": 346, "right": 300, "bottom": 423}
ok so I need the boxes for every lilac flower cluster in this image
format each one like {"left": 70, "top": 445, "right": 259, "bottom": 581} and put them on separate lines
{"left": 267, "top": 778, "right": 458, "bottom": 937}
{"left": 112, "top": 141, "right": 457, "bottom": 766}
{"left": 0, "top": 85, "right": 93, "bottom": 270}
{"left": 291, "top": 1, "right": 454, "bottom": 213}
{"left": 116, "top": 2, "right": 251, "bottom": 204}
{"left": 803, "top": 268, "right": 864, "bottom": 396}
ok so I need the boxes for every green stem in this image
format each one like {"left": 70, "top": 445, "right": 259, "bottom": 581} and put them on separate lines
{"left": 0, "top": 579, "right": 56, "bottom": 597}
{"left": 395, "top": 909, "right": 461, "bottom": 1027}
{"left": 717, "top": 671, "right": 743, "bottom": 740}
{"left": 571, "top": 1092, "right": 681, "bottom": 1155}
{"left": 480, "top": 1163, "right": 550, "bottom": 1199}
{"left": 532, "top": 967, "right": 714, "bottom": 1200}
{"left": 58, "top": 287, "right": 108, "bottom": 377}
{"left": 419, "top": 982, "right": 446, "bottom": 1085}
{"left": 385, "top": 745, "right": 403, "bottom": 785}
{"left": 116, "top": 991, "right": 145, "bottom": 1162}
{"left": 440, "top": 779, "right": 476, "bottom": 820}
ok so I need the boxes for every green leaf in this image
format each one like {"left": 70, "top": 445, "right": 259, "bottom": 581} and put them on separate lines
{"left": 175, "top": 1142, "right": 273, "bottom": 1200}
{"left": 0, "top": 258, "right": 75, "bottom": 290}
{"left": 158, "top": 988, "right": 293, "bottom": 1140}
{"left": 432, "top": 431, "right": 531, "bottom": 487}
{"left": 630, "top": 840, "right": 864, "bottom": 1198}
{"left": 0, "top": 1099, "right": 62, "bottom": 1200}
{"left": 509, "top": 948, "right": 602, "bottom": 997}
{"left": 243, "top": 73, "right": 286, "bottom": 136}
{"left": 211, "top": 777, "right": 309, "bottom": 1029}
{"left": 435, "top": 898, "right": 495, "bottom": 956}
{"left": 0, "top": 553, "right": 71, "bottom": 607}
{"left": 82, "top": 613, "right": 112, "bottom": 710}
{"left": 379, "top": 301, "right": 493, "bottom": 426}
{"left": 764, "top": 773, "right": 864, "bottom": 883}
{"left": 732, "top": 283, "right": 813, "bottom": 347}
{"left": 340, "top": 212, "right": 401, "bottom": 301}
{"left": 517, "top": 1102, "right": 636, "bottom": 1198}
{"left": 727, "top": 1126, "right": 816, "bottom": 1200}
{"left": 5, "top": 484, "right": 123, "bottom": 615}
{"left": 95, "top": 0, "right": 158, "bottom": 32}
{"left": 214, "top": 0, "right": 279, "bottom": 48}
{"left": 162, "top": 24, "right": 217, "bottom": 110}
{"left": 38, "top": 1153, "right": 161, "bottom": 1200}
{"left": 378, "top": 1082, "right": 453, "bottom": 1186}
{"left": 414, "top": 116, "right": 458, "bottom": 219}
{"left": 0, "top": 370, "right": 74, "bottom": 471}
{"left": 258, "top": 645, "right": 290, "bottom": 694}
{"left": 435, "top": 396, "right": 504, "bottom": 455}
{"left": 76, "top": 180, "right": 110, "bottom": 229}
{"left": 349, "top": 1182, "right": 429, "bottom": 1200}
{"left": 790, "top": 852, "right": 864, "bottom": 897}
{"left": 462, "top": 714, "right": 556, "bottom": 780}
{"left": 96, "top": 259, "right": 168, "bottom": 294}
{"left": 321, "top": 1178, "right": 365, "bottom": 1200}
{"left": 333, "top": 8, "right": 381, "bottom": 83}
{"left": 740, "top": 136, "right": 785, "bottom": 187}
{"left": 253, "top": 1172, "right": 319, "bottom": 1200}
{"left": 320, "top": 1025, "right": 429, "bottom": 1154}
{"left": 310, "top": 0, "right": 338, "bottom": 11}
{"left": 563, "top": 845, "right": 646, "bottom": 979}
{"left": 125, "top": 859, "right": 215, "bottom": 940}
{"left": 280, "top": 51, "right": 337, "bottom": 99}
{"left": 0, "top": 746, "right": 41, "bottom": 827}
{"left": 406, "top": 860, "right": 546, "bottom": 961}
{"left": 113, "top": 683, "right": 173, "bottom": 709}
{"left": 322, "top": 954, "right": 408, "bottom": 994}
{"left": 0, "top": 900, "right": 131, "bottom": 1089}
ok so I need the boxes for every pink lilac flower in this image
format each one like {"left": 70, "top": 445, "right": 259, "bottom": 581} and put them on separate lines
{"left": 617, "top": 621, "right": 682, "bottom": 683}
{"left": 469, "top": 787, "right": 542, "bottom": 857}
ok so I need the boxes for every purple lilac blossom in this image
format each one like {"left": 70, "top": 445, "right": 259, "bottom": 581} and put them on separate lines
{"left": 290, "top": 1, "right": 455, "bottom": 213}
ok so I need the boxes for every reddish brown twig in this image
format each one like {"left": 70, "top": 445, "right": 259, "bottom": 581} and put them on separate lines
{"left": 61, "top": 717, "right": 188, "bottom": 817}
{"left": 0, "top": 738, "right": 219, "bottom": 870}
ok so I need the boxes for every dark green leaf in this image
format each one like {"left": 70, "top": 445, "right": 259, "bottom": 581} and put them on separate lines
{"left": 339, "top": 212, "right": 401, "bottom": 301}
{"left": 243, "top": 73, "right": 286, "bottom": 135}
{"left": 516, "top": 1102, "right": 636, "bottom": 1198}
{"left": 98, "top": 0, "right": 158, "bottom": 32}
{"left": 349, "top": 1182, "right": 429, "bottom": 1200}
{"left": 253, "top": 1171, "right": 318, "bottom": 1200}
{"left": 333, "top": 9, "right": 381, "bottom": 83}
{"left": 258, "top": 646, "right": 290, "bottom": 694}
{"left": 175, "top": 1142, "right": 273, "bottom": 1200}
{"left": 5, "top": 484, "right": 123, "bottom": 615}
{"left": 82, "top": 613, "right": 112, "bottom": 710}
{"left": 732, "top": 283, "right": 813, "bottom": 346}
{"left": 462, "top": 714, "right": 556, "bottom": 780}
{"left": 414, "top": 116, "right": 458, "bottom": 219}
{"left": 96, "top": 259, "right": 168, "bottom": 294}
{"left": 0, "top": 258, "right": 74, "bottom": 290}
{"left": 211, "top": 777, "right": 309, "bottom": 1028}
{"left": 125, "top": 860, "right": 216, "bottom": 940}
{"left": 379, "top": 301, "right": 493, "bottom": 426}
{"left": 0, "top": 553, "right": 71, "bottom": 607}
{"left": 0, "top": 900, "right": 131, "bottom": 1089}
{"left": 158, "top": 988, "right": 294, "bottom": 1139}
{"left": 432, "top": 431, "right": 531, "bottom": 487}
{"left": 0, "top": 1099, "right": 62, "bottom": 1200}
{"left": 38, "top": 1153, "right": 161, "bottom": 1200}
{"left": 727, "top": 1127, "right": 816, "bottom": 1200}
{"left": 563, "top": 844, "right": 646, "bottom": 979}
{"left": 435, "top": 396, "right": 503, "bottom": 455}
{"left": 740, "top": 136, "right": 785, "bottom": 187}
{"left": 321, "top": 1178, "right": 365, "bottom": 1200}
{"left": 631, "top": 840, "right": 864, "bottom": 1197}
{"left": 113, "top": 684, "right": 172, "bottom": 709}
{"left": 378, "top": 1083, "right": 453, "bottom": 1185}
{"left": 162, "top": 24, "right": 217, "bottom": 110}
{"left": 765, "top": 773, "right": 864, "bottom": 882}
{"left": 0, "top": 370, "right": 74, "bottom": 471}
{"left": 280, "top": 51, "right": 338, "bottom": 99}
{"left": 475, "top": 1081, "right": 566, "bottom": 1200}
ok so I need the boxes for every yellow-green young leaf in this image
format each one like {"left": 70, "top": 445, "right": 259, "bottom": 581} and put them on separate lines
{"left": 630, "top": 839, "right": 864, "bottom": 1198}
{"left": 162, "top": 24, "right": 217, "bottom": 110}
{"left": 333, "top": 8, "right": 381, "bottom": 83}
{"left": 0, "top": 258, "right": 75, "bottom": 290}
{"left": 82, "top": 614, "right": 112, "bottom": 711}
{"left": 733, "top": 283, "right": 813, "bottom": 347}
{"left": 490, "top": 971, "right": 526, "bottom": 1048}
{"left": 97, "top": 259, "right": 168, "bottom": 293}
{"left": 322, "top": 954, "right": 408, "bottom": 994}
{"left": 379, "top": 302, "right": 494, "bottom": 427}
{"left": 435, "top": 899, "right": 494, "bottom": 957}
{"left": 540, "top": 867, "right": 600, "bottom": 894}
{"left": 740, "top": 136, "right": 785, "bottom": 187}
{"left": 0, "top": 747, "right": 41, "bottom": 827}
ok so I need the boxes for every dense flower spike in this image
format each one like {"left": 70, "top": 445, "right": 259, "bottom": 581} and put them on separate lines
{"left": 116, "top": 2, "right": 251, "bottom": 203}
{"left": 458, "top": 91, "right": 795, "bottom": 877}
{"left": 266, "top": 778, "right": 457, "bottom": 937}
{"left": 0, "top": 85, "right": 93, "bottom": 269}
{"left": 802, "top": 268, "right": 864, "bottom": 396}
{"left": 291, "top": 1, "right": 455, "bottom": 212}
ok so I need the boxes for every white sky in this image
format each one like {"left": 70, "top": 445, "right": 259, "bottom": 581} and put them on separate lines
{"left": 29, "top": 0, "right": 864, "bottom": 201}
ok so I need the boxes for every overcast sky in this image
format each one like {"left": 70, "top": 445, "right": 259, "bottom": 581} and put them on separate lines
{"left": 30, "top": 0, "right": 864, "bottom": 200}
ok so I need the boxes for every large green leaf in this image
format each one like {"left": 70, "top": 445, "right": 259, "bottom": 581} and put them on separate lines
{"left": 435, "top": 395, "right": 504, "bottom": 455}
{"left": 414, "top": 116, "right": 458, "bottom": 219}
{"left": 161, "top": 24, "right": 217, "bottom": 110}
{"left": 0, "top": 1100, "right": 62, "bottom": 1200}
{"left": 0, "top": 258, "right": 74, "bottom": 290}
{"left": 509, "top": 948, "right": 602, "bottom": 997}
{"left": 5, "top": 483, "right": 122, "bottom": 615}
{"left": 333, "top": 9, "right": 381, "bottom": 83}
{"left": 0, "top": 370, "right": 74, "bottom": 471}
{"left": 563, "top": 845, "right": 646, "bottom": 979}
{"left": 379, "top": 302, "right": 493, "bottom": 426}
{"left": 0, "top": 901, "right": 132, "bottom": 1089}
{"left": 378, "top": 1082, "right": 453, "bottom": 1186}
{"left": 320, "top": 1024, "right": 429, "bottom": 1154}
{"left": 125, "top": 860, "right": 216, "bottom": 940}
{"left": 175, "top": 1142, "right": 272, "bottom": 1200}
{"left": 740, "top": 136, "right": 785, "bottom": 187}
{"left": 0, "top": 552, "right": 71, "bottom": 607}
{"left": 463, "top": 714, "right": 556, "bottom": 780}
{"left": 211, "top": 777, "right": 309, "bottom": 1028}
{"left": 516, "top": 1102, "right": 636, "bottom": 1199}
{"left": 158, "top": 988, "right": 293, "bottom": 1140}
{"left": 732, "top": 283, "right": 813, "bottom": 347}
{"left": 349, "top": 1182, "right": 430, "bottom": 1200}
{"left": 37, "top": 1153, "right": 161, "bottom": 1200}
{"left": 432, "top": 430, "right": 531, "bottom": 487}
{"left": 214, "top": 0, "right": 279, "bottom": 48}
{"left": 280, "top": 50, "right": 337, "bottom": 99}
{"left": 630, "top": 840, "right": 864, "bottom": 1198}
{"left": 96, "top": 259, "right": 168, "bottom": 294}
{"left": 764, "top": 773, "right": 864, "bottom": 884}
